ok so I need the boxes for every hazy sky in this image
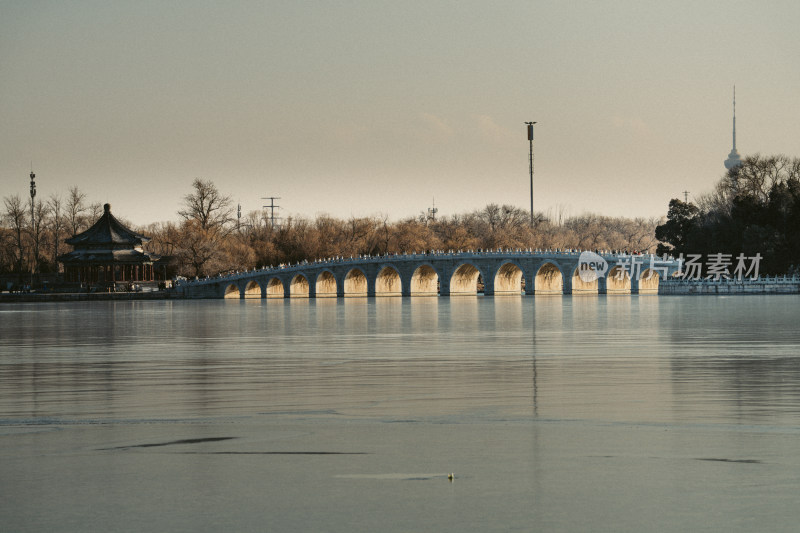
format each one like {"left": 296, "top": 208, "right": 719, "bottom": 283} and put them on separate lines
{"left": 2, "top": 1, "right": 799, "bottom": 226}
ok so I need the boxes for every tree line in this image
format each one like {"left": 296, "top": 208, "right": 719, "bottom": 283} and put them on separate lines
{"left": 144, "top": 179, "right": 660, "bottom": 278}
{"left": 3, "top": 177, "right": 661, "bottom": 280}
{"left": 656, "top": 154, "right": 800, "bottom": 275}
{"left": 1, "top": 187, "right": 104, "bottom": 278}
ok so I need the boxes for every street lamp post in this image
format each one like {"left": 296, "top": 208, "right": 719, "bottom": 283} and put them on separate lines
{"left": 29, "top": 170, "right": 36, "bottom": 285}
{"left": 525, "top": 122, "right": 537, "bottom": 226}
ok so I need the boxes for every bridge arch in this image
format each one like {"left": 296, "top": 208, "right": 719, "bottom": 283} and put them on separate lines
{"left": 639, "top": 268, "right": 660, "bottom": 293}
{"left": 344, "top": 268, "right": 368, "bottom": 297}
{"left": 315, "top": 270, "right": 337, "bottom": 298}
{"left": 376, "top": 265, "right": 402, "bottom": 296}
{"left": 223, "top": 283, "right": 240, "bottom": 299}
{"left": 607, "top": 266, "right": 631, "bottom": 293}
{"left": 244, "top": 280, "right": 262, "bottom": 298}
{"left": 411, "top": 264, "right": 439, "bottom": 295}
{"left": 535, "top": 262, "right": 563, "bottom": 294}
{"left": 494, "top": 261, "right": 524, "bottom": 294}
{"left": 571, "top": 266, "right": 599, "bottom": 294}
{"left": 290, "top": 273, "right": 310, "bottom": 298}
{"left": 450, "top": 262, "right": 484, "bottom": 295}
{"left": 266, "top": 277, "right": 284, "bottom": 298}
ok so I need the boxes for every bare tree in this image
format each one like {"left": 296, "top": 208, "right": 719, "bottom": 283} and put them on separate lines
{"left": 433, "top": 215, "right": 478, "bottom": 251}
{"left": 3, "top": 195, "right": 27, "bottom": 274}
{"left": 142, "top": 221, "right": 181, "bottom": 257}
{"left": 88, "top": 202, "right": 103, "bottom": 223}
{"left": 175, "top": 220, "right": 224, "bottom": 277}
{"left": 48, "top": 194, "right": 66, "bottom": 270}
{"left": 725, "top": 154, "right": 795, "bottom": 204}
{"left": 178, "top": 178, "right": 234, "bottom": 232}
{"left": 29, "top": 199, "right": 50, "bottom": 274}
{"left": 391, "top": 217, "right": 440, "bottom": 253}
{"left": 0, "top": 226, "right": 16, "bottom": 275}
{"left": 65, "top": 186, "right": 87, "bottom": 236}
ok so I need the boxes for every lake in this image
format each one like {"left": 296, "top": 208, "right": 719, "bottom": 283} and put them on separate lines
{"left": 1, "top": 295, "right": 799, "bottom": 532}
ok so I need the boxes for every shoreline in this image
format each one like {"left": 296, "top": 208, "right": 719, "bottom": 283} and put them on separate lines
{"left": 2, "top": 286, "right": 799, "bottom": 303}
{"left": 0, "top": 291, "right": 181, "bottom": 303}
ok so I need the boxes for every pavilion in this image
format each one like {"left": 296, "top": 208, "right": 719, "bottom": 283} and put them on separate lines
{"left": 59, "top": 203, "right": 162, "bottom": 287}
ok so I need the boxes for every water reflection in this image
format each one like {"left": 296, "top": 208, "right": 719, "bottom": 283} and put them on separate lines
{"left": 1, "top": 297, "right": 800, "bottom": 427}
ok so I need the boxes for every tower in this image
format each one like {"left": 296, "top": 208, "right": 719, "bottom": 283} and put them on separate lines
{"left": 724, "top": 86, "right": 742, "bottom": 170}
{"left": 525, "top": 121, "right": 537, "bottom": 225}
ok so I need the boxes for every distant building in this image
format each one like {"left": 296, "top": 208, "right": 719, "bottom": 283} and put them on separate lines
{"left": 59, "top": 203, "right": 163, "bottom": 286}
{"left": 724, "top": 86, "right": 743, "bottom": 170}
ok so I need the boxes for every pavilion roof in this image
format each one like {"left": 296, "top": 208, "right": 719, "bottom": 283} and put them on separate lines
{"left": 66, "top": 203, "right": 150, "bottom": 247}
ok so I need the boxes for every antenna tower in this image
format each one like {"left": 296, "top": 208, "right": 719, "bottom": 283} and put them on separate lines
{"left": 427, "top": 198, "right": 438, "bottom": 222}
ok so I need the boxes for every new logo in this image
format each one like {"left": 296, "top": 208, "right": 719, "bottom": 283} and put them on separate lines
{"left": 577, "top": 251, "right": 609, "bottom": 282}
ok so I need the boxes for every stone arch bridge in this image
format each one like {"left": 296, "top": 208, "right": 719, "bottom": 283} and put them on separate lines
{"left": 176, "top": 251, "right": 681, "bottom": 299}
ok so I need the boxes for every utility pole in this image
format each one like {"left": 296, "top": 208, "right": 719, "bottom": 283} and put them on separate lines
{"left": 683, "top": 191, "right": 689, "bottom": 203}
{"left": 237, "top": 203, "right": 242, "bottom": 232}
{"left": 525, "top": 121, "right": 537, "bottom": 226}
{"left": 261, "top": 196, "right": 281, "bottom": 229}
{"left": 29, "top": 169, "right": 36, "bottom": 284}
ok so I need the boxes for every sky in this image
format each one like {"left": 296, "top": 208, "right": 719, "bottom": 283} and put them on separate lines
{"left": 2, "top": 1, "right": 799, "bottom": 227}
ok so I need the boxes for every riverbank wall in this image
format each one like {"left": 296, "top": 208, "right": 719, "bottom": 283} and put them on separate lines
{"left": 659, "top": 276, "right": 800, "bottom": 295}
{"left": 0, "top": 291, "right": 180, "bottom": 303}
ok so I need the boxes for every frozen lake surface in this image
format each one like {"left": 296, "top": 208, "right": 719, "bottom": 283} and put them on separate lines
{"left": 2, "top": 295, "right": 800, "bottom": 532}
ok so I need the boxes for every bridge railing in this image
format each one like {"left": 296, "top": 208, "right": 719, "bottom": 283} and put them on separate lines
{"left": 662, "top": 274, "right": 800, "bottom": 284}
